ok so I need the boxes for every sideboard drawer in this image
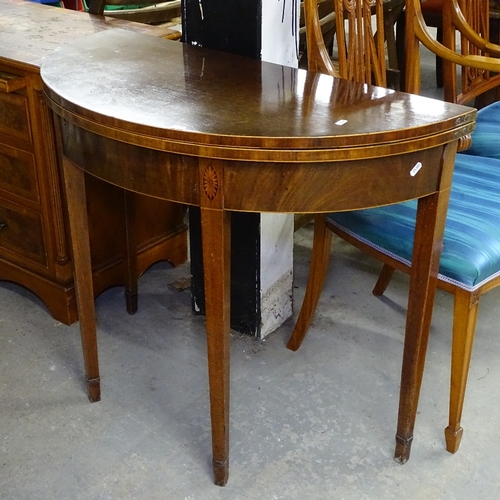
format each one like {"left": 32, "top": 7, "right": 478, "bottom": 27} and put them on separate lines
{"left": 0, "top": 91, "right": 32, "bottom": 144}
{"left": 0, "top": 142, "right": 38, "bottom": 202}
{"left": 0, "top": 199, "right": 46, "bottom": 266}
{"left": 0, "top": 70, "right": 26, "bottom": 93}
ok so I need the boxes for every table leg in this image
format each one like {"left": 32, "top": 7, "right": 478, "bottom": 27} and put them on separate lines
{"left": 394, "top": 188, "right": 450, "bottom": 463}
{"left": 123, "top": 190, "right": 138, "bottom": 314}
{"left": 62, "top": 156, "right": 101, "bottom": 403}
{"left": 200, "top": 206, "right": 231, "bottom": 486}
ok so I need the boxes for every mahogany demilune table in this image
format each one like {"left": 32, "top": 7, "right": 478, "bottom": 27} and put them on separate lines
{"left": 40, "top": 29, "right": 476, "bottom": 486}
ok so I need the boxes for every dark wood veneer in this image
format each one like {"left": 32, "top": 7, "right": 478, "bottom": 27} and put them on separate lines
{"left": 0, "top": 0, "right": 187, "bottom": 324}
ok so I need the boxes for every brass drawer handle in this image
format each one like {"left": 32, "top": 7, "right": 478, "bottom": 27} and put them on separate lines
{"left": 0, "top": 220, "right": 7, "bottom": 231}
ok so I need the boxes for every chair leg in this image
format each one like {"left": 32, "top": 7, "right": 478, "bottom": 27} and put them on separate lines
{"left": 123, "top": 190, "right": 138, "bottom": 314}
{"left": 383, "top": 0, "right": 405, "bottom": 89}
{"left": 372, "top": 264, "right": 395, "bottom": 296}
{"left": 286, "top": 214, "right": 332, "bottom": 351}
{"left": 385, "top": 18, "right": 398, "bottom": 72}
{"left": 435, "top": 27, "right": 444, "bottom": 88}
{"left": 395, "top": 8, "right": 406, "bottom": 91}
{"left": 444, "top": 288, "right": 479, "bottom": 453}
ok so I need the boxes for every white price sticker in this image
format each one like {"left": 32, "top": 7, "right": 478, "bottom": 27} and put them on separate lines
{"left": 410, "top": 162, "right": 422, "bottom": 177}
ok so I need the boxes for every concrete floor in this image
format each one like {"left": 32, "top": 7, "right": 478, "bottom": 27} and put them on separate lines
{"left": 1, "top": 223, "right": 500, "bottom": 499}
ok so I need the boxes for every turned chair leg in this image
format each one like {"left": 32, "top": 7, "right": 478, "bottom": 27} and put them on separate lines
{"left": 287, "top": 214, "right": 333, "bottom": 351}
{"left": 445, "top": 287, "right": 479, "bottom": 453}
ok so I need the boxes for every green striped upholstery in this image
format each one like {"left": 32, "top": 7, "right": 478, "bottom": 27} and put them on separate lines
{"left": 328, "top": 153, "right": 500, "bottom": 291}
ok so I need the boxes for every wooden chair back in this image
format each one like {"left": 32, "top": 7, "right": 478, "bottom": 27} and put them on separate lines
{"left": 405, "top": 0, "right": 500, "bottom": 105}
{"left": 443, "top": 0, "right": 497, "bottom": 104}
{"left": 299, "top": 0, "right": 337, "bottom": 60}
{"left": 303, "top": 0, "right": 387, "bottom": 86}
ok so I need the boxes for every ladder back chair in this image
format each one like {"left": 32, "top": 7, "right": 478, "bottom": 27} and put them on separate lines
{"left": 288, "top": 0, "right": 500, "bottom": 455}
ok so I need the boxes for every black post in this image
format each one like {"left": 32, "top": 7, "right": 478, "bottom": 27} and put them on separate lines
{"left": 183, "top": 0, "right": 263, "bottom": 336}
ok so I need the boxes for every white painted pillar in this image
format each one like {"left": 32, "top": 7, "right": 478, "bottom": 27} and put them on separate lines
{"left": 183, "top": 0, "right": 300, "bottom": 338}
{"left": 259, "top": 0, "right": 299, "bottom": 337}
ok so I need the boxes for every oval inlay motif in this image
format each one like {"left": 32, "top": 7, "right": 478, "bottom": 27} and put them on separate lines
{"left": 203, "top": 165, "right": 219, "bottom": 201}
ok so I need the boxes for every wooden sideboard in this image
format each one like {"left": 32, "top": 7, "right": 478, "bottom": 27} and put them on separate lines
{"left": 0, "top": 0, "right": 187, "bottom": 324}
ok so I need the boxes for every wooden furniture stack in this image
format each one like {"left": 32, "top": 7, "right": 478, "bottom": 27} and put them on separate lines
{"left": 0, "top": 0, "right": 187, "bottom": 324}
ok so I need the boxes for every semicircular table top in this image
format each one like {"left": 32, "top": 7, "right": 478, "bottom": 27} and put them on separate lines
{"left": 41, "top": 29, "right": 474, "bottom": 160}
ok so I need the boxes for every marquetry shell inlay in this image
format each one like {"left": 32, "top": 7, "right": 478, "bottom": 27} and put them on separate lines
{"left": 203, "top": 165, "right": 219, "bottom": 201}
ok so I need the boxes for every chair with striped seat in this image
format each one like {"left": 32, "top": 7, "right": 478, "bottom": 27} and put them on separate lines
{"left": 288, "top": 0, "right": 500, "bottom": 454}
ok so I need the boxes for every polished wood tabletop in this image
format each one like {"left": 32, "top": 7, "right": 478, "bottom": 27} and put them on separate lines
{"left": 41, "top": 28, "right": 475, "bottom": 486}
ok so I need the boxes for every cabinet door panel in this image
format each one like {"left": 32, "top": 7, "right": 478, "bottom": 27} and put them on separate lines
{"left": 0, "top": 91, "right": 32, "bottom": 144}
{"left": 0, "top": 199, "right": 46, "bottom": 266}
{"left": 0, "top": 143, "right": 38, "bottom": 202}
